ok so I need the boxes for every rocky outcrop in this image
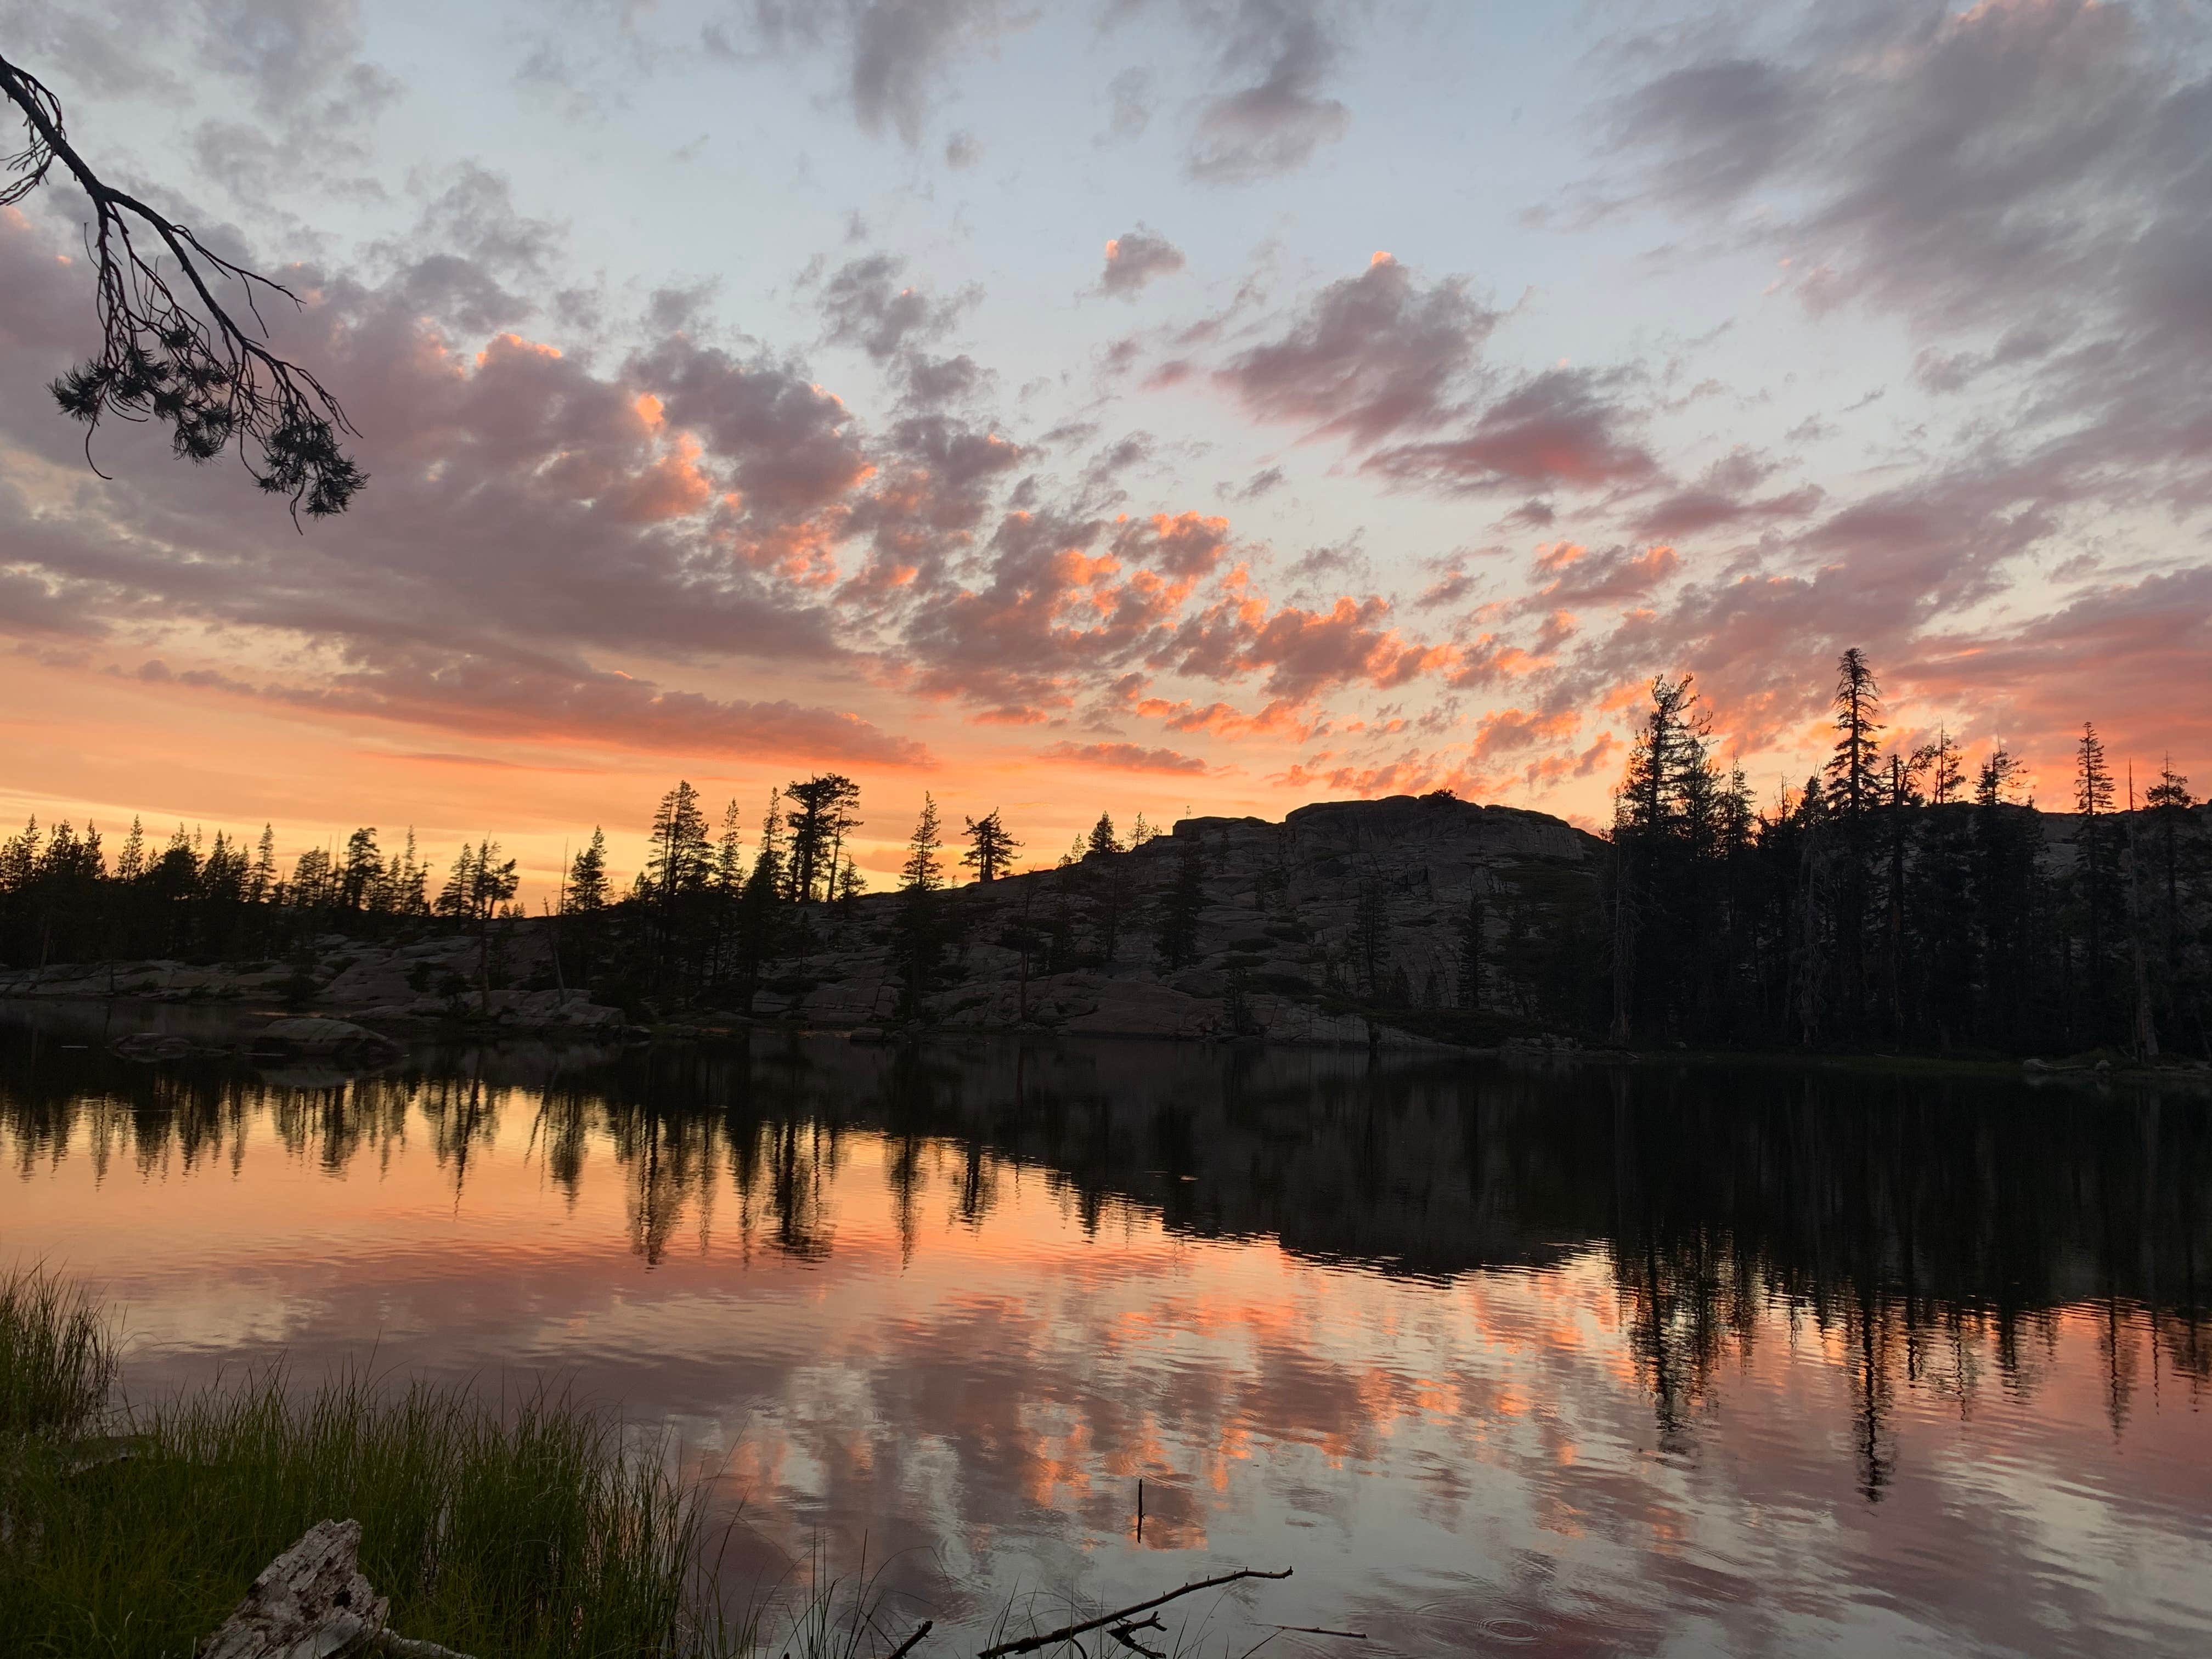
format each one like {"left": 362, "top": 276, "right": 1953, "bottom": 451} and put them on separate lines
{"left": 0, "top": 928, "right": 624, "bottom": 1032}
{"left": 757, "top": 792, "right": 1607, "bottom": 1043}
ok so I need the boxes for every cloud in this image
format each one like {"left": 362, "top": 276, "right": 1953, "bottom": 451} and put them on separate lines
{"left": 1186, "top": 0, "right": 1355, "bottom": 183}
{"left": 1098, "top": 227, "right": 1187, "bottom": 299}
{"left": 1217, "top": 254, "right": 1497, "bottom": 445}
{"left": 1365, "top": 367, "right": 1656, "bottom": 494}
{"left": 719, "top": 0, "right": 1020, "bottom": 148}
{"left": 1633, "top": 445, "right": 1825, "bottom": 541}
{"left": 1525, "top": 541, "right": 1680, "bottom": 610}
{"left": 1039, "top": 740, "right": 1210, "bottom": 773}
{"left": 199, "top": 652, "right": 934, "bottom": 766}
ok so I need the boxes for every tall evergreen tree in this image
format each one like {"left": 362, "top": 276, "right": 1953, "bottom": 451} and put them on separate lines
{"left": 115, "top": 817, "right": 146, "bottom": 883}
{"left": 894, "top": 794, "right": 949, "bottom": 1019}
{"left": 1825, "top": 648, "right": 1883, "bottom": 816}
{"left": 784, "top": 774, "right": 862, "bottom": 903}
{"left": 962, "top": 810, "right": 1020, "bottom": 883}
{"left": 647, "top": 781, "right": 713, "bottom": 904}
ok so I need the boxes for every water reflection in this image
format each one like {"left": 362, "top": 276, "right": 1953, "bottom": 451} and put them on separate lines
{"left": 5, "top": 1006, "right": 2210, "bottom": 1656}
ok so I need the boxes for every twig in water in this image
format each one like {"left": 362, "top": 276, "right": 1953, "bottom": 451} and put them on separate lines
{"left": 889, "top": 1620, "right": 934, "bottom": 1657}
{"left": 1109, "top": 1613, "right": 1166, "bottom": 1657}
{"left": 977, "top": 1567, "right": 1293, "bottom": 1658}
{"left": 1263, "top": 1628, "right": 1365, "bottom": 1641}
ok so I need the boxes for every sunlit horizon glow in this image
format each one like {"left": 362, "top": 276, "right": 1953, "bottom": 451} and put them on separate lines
{"left": 3, "top": 1, "right": 2207, "bottom": 896}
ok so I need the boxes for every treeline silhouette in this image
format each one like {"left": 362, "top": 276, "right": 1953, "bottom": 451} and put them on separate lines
{"left": 2, "top": 650, "right": 2205, "bottom": 1058}
{"left": 1602, "top": 648, "right": 2207, "bottom": 1058}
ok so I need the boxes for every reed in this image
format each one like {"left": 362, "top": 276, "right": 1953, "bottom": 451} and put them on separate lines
{"left": 0, "top": 1266, "right": 116, "bottom": 1440}
{"left": 0, "top": 1268, "right": 726, "bottom": 1658}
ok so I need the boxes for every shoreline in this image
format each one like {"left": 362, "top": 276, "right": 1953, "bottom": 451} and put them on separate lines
{"left": 5, "top": 990, "right": 2207, "bottom": 1089}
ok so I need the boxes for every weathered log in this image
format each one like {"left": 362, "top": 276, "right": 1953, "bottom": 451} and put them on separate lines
{"left": 199, "top": 1519, "right": 474, "bottom": 1659}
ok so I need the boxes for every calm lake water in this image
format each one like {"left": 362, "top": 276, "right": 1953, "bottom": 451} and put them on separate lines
{"left": 5, "top": 1002, "right": 2210, "bottom": 1657}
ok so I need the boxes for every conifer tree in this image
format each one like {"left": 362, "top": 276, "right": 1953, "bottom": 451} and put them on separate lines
{"left": 115, "top": 817, "right": 146, "bottom": 883}
{"left": 1825, "top": 648, "right": 1883, "bottom": 816}
{"left": 647, "top": 781, "right": 713, "bottom": 904}
{"left": 567, "top": 828, "right": 610, "bottom": 913}
{"left": 962, "top": 810, "right": 1019, "bottom": 883}
{"left": 784, "top": 774, "right": 861, "bottom": 902}
{"left": 1086, "top": 812, "right": 1123, "bottom": 857}
{"left": 713, "top": 800, "right": 746, "bottom": 894}
{"left": 338, "top": 827, "right": 381, "bottom": 911}
{"left": 249, "top": 825, "right": 276, "bottom": 904}
{"left": 901, "top": 794, "right": 946, "bottom": 893}
{"left": 894, "top": 794, "right": 948, "bottom": 1019}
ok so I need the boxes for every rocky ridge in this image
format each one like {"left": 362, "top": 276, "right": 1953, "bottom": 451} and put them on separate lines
{"left": 0, "top": 794, "right": 1603, "bottom": 1046}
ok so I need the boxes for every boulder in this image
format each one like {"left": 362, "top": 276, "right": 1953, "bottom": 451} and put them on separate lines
{"left": 253, "top": 1017, "right": 402, "bottom": 1058}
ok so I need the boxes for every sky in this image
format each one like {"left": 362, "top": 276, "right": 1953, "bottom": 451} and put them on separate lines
{"left": 2, "top": 0, "right": 2208, "bottom": 894}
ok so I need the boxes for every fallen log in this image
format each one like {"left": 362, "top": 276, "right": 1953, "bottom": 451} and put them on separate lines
{"left": 199, "top": 1519, "right": 474, "bottom": 1659}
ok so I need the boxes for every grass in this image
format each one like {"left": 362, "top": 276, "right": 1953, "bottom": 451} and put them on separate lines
{"left": 0, "top": 1267, "right": 724, "bottom": 1658}
{"left": 0, "top": 1269, "right": 1297, "bottom": 1659}
{"left": 0, "top": 1268, "right": 115, "bottom": 1440}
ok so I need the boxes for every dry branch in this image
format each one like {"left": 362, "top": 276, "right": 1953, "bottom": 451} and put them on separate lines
{"left": 0, "top": 50, "right": 365, "bottom": 518}
{"left": 977, "top": 1567, "right": 1293, "bottom": 1658}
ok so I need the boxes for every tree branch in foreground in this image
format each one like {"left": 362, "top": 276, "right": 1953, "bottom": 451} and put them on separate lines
{"left": 978, "top": 1567, "right": 1295, "bottom": 1658}
{"left": 0, "top": 50, "right": 365, "bottom": 519}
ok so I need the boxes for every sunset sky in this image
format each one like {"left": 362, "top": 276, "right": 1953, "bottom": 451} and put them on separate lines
{"left": 3, "top": 0, "right": 2207, "bottom": 894}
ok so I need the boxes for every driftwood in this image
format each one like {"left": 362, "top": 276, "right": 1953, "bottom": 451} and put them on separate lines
{"left": 977, "top": 1567, "right": 1293, "bottom": 1658}
{"left": 199, "top": 1519, "right": 474, "bottom": 1659}
{"left": 887, "top": 1620, "right": 934, "bottom": 1658}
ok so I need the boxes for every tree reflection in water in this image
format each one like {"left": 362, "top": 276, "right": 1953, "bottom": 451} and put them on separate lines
{"left": 5, "top": 1013, "right": 2208, "bottom": 1493}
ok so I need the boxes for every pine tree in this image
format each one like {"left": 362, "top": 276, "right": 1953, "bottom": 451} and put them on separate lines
{"left": 338, "top": 827, "right": 381, "bottom": 911}
{"left": 1916, "top": 730, "right": 1965, "bottom": 805}
{"left": 567, "top": 828, "right": 610, "bottom": 913}
{"left": 0, "top": 819, "right": 40, "bottom": 894}
{"left": 647, "top": 781, "right": 713, "bottom": 904}
{"left": 1086, "top": 812, "right": 1123, "bottom": 858}
{"left": 2074, "top": 723, "right": 2115, "bottom": 817}
{"left": 2145, "top": 758, "right": 2194, "bottom": 991}
{"left": 2074, "top": 721, "right": 2120, "bottom": 1034}
{"left": 115, "top": 817, "right": 147, "bottom": 883}
{"left": 751, "top": 792, "right": 785, "bottom": 900}
{"left": 1975, "top": 746, "right": 2022, "bottom": 806}
{"left": 894, "top": 794, "right": 948, "bottom": 1019}
{"left": 1825, "top": 648, "right": 1883, "bottom": 816}
{"left": 249, "top": 825, "right": 276, "bottom": 904}
{"left": 436, "top": 842, "right": 478, "bottom": 917}
{"left": 962, "top": 810, "right": 1020, "bottom": 883}
{"left": 714, "top": 800, "right": 746, "bottom": 894}
{"left": 901, "top": 794, "right": 946, "bottom": 893}
{"left": 784, "top": 774, "right": 861, "bottom": 902}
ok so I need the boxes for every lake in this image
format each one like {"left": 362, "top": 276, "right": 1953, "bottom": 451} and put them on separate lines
{"left": 4, "top": 1002, "right": 2209, "bottom": 1657}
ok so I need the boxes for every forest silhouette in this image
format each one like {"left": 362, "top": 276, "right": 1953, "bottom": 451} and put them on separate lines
{"left": 2, "top": 651, "right": 2205, "bottom": 1060}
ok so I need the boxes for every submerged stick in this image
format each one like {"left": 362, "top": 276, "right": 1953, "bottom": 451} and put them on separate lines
{"left": 977, "top": 1567, "right": 1293, "bottom": 1658}
{"left": 889, "top": 1621, "right": 935, "bottom": 1658}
